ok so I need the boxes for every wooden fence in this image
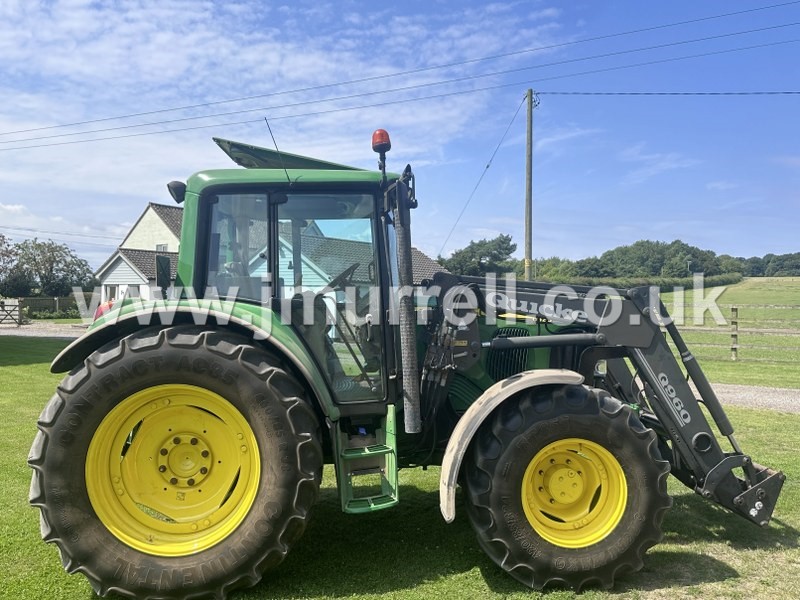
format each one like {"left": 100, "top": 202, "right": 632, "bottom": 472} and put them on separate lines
{"left": 668, "top": 304, "right": 800, "bottom": 364}
{"left": 16, "top": 293, "right": 95, "bottom": 315}
{"left": 0, "top": 299, "right": 21, "bottom": 326}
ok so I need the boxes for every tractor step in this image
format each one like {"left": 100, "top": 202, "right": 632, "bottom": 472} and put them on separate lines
{"left": 341, "top": 444, "right": 393, "bottom": 458}
{"left": 345, "top": 494, "right": 398, "bottom": 513}
{"left": 333, "top": 405, "right": 399, "bottom": 514}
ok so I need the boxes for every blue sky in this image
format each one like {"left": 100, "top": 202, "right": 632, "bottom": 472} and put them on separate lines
{"left": 0, "top": 0, "right": 798, "bottom": 269}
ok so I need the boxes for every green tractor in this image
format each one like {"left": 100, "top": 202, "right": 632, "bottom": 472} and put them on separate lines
{"left": 29, "top": 131, "right": 784, "bottom": 598}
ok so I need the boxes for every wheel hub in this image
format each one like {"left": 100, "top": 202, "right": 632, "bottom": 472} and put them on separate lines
{"left": 159, "top": 434, "right": 212, "bottom": 487}
{"left": 541, "top": 465, "right": 584, "bottom": 504}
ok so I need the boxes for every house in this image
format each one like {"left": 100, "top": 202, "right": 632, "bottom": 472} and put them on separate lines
{"left": 96, "top": 202, "right": 448, "bottom": 303}
{"left": 95, "top": 203, "right": 182, "bottom": 302}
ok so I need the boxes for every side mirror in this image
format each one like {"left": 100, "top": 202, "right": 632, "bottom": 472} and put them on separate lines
{"left": 155, "top": 255, "right": 171, "bottom": 299}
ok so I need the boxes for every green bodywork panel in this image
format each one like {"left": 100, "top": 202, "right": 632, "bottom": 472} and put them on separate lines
{"left": 449, "top": 317, "right": 553, "bottom": 411}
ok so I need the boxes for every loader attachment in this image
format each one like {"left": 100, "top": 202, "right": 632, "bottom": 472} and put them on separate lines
{"left": 601, "top": 286, "right": 785, "bottom": 526}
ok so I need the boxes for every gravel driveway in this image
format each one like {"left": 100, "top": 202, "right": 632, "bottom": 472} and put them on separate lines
{"left": 2, "top": 321, "right": 797, "bottom": 412}
{"left": 0, "top": 321, "right": 87, "bottom": 339}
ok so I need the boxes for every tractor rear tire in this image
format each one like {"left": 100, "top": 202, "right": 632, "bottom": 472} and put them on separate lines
{"left": 28, "top": 326, "right": 322, "bottom": 599}
{"left": 463, "top": 384, "right": 671, "bottom": 590}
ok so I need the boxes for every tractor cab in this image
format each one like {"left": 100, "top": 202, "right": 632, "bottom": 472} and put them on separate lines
{"left": 190, "top": 134, "right": 415, "bottom": 408}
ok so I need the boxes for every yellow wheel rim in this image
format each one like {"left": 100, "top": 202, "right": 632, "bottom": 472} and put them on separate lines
{"left": 521, "top": 438, "right": 626, "bottom": 548}
{"left": 86, "top": 384, "right": 260, "bottom": 557}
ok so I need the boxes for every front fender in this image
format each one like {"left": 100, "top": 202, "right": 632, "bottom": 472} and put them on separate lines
{"left": 439, "top": 368, "right": 584, "bottom": 523}
{"left": 51, "top": 304, "right": 338, "bottom": 420}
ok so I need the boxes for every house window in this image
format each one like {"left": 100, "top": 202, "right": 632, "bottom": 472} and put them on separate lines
{"left": 156, "top": 243, "right": 168, "bottom": 252}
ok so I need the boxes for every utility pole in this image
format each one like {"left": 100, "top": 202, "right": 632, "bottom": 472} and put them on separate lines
{"left": 523, "top": 89, "right": 539, "bottom": 281}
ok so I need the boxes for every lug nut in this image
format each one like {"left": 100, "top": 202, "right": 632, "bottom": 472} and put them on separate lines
{"left": 170, "top": 477, "right": 178, "bottom": 485}
{"left": 191, "top": 438, "right": 198, "bottom": 445}
{"left": 187, "top": 479, "right": 195, "bottom": 486}
{"left": 160, "top": 448, "right": 168, "bottom": 456}
{"left": 173, "top": 437, "right": 181, "bottom": 445}
{"left": 200, "top": 467, "right": 208, "bottom": 475}
{"left": 159, "top": 465, "right": 167, "bottom": 473}
{"left": 202, "top": 450, "right": 210, "bottom": 458}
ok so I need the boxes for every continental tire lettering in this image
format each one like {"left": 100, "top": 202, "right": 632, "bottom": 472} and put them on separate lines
{"left": 500, "top": 497, "right": 540, "bottom": 558}
{"left": 656, "top": 373, "right": 691, "bottom": 426}
{"left": 113, "top": 519, "right": 274, "bottom": 591}
{"left": 177, "top": 356, "right": 237, "bottom": 384}
{"left": 51, "top": 487, "right": 79, "bottom": 543}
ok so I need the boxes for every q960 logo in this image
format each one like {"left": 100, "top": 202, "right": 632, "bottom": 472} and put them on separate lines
{"left": 657, "top": 373, "right": 692, "bottom": 426}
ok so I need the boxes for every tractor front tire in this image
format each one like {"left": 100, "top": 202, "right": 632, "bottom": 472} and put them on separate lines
{"left": 28, "top": 326, "right": 322, "bottom": 599}
{"left": 464, "top": 384, "right": 671, "bottom": 590}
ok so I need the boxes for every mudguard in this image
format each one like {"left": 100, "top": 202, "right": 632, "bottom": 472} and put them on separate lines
{"left": 50, "top": 306, "right": 339, "bottom": 420}
{"left": 439, "top": 368, "right": 584, "bottom": 523}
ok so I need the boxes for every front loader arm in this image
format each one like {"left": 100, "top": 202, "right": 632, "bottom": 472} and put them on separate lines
{"left": 600, "top": 287, "right": 785, "bottom": 526}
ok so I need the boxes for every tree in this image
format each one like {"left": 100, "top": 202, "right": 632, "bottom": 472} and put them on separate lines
{"left": 600, "top": 240, "right": 670, "bottom": 277}
{"left": 742, "top": 256, "right": 766, "bottom": 276}
{"left": 765, "top": 252, "right": 800, "bottom": 276}
{"left": 573, "top": 256, "right": 615, "bottom": 278}
{"left": 15, "top": 239, "right": 94, "bottom": 297}
{"left": 439, "top": 234, "right": 519, "bottom": 277}
{"left": 534, "top": 256, "right": 578, "bottom": 280}
{"left": 718, "top": 254, "right": 744, "bottom": 274}
{"left": 0, "top": 233, "right": 15, "bottom": 284}
{"left": 0, "top": 265, "right": 35, "bottom": 297}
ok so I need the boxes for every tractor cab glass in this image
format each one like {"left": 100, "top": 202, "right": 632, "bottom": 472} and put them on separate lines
{"left": 277, "top": 193, "right": 383, "bottom": 402}
{"left": 204, "top": 190, "right": 384, "bottom": 403}
{"left": 206, "top": 193, "right": 270, "bottom": 302}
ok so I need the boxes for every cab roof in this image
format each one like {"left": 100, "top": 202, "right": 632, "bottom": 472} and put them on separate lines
{"left": 214, "top": 137, "right": 365, "bottom": 171}
{"left": 184, "top": 137, "right": 398, "bottom": 191}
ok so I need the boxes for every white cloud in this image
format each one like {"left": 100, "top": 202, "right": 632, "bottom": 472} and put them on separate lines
{"left": 535, "top": 126, "right": 602, "bottom": 154}
{"left": 619, "top": 142, "right": 699, "bottom": 185}
{"left": 706, "top": 180, "right": 738, "bottom": 191}
{"left": 774, "top": 156, "right": 800, "bottom": 168}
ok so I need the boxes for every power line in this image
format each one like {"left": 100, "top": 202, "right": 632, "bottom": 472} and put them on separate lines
{"left": 1, "top": 0, "right": 798, "bottom": 137}
{"left": 0, "top": 224, "right": 122, "bottom": 240}
{"left": 0, "top": 232, "right": 118, "bottom": 249}
{"left": 2, "top": 21, "right": 798, "bottom": 145}
{"left": 438, "top": 96, "right": 527, "bottom": 257}
{"left": 538, "top": 90, "right": 800, "bottom": 95}
{"left": 1, "top": 38, "right": 798, "bottom": 153}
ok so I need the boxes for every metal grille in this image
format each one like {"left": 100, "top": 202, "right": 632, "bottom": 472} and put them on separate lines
{"left": 486, "top": 327, "right": 530, "bottom": 381}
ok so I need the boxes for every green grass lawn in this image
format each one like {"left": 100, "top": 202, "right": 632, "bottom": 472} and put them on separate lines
{"left": 660, "top": 278, "right": 800, "bottom": 388}
{"left": 31, "top": 318, "right": 85, "bottom": 325}
{"left": 1, "top": 336, "right": 798, "bottom": 600}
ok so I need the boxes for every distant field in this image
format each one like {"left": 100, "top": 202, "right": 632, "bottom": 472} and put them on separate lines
{"left": 661, "top": 277, "right": 800, "bottom": 388}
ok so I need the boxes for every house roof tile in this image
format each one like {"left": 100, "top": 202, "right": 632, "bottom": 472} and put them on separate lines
{"left": 119, "top": 248, "right": 179, "bottom": 279}
{"left": 149, "top": 203, "right": 184, "bottom": 238}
